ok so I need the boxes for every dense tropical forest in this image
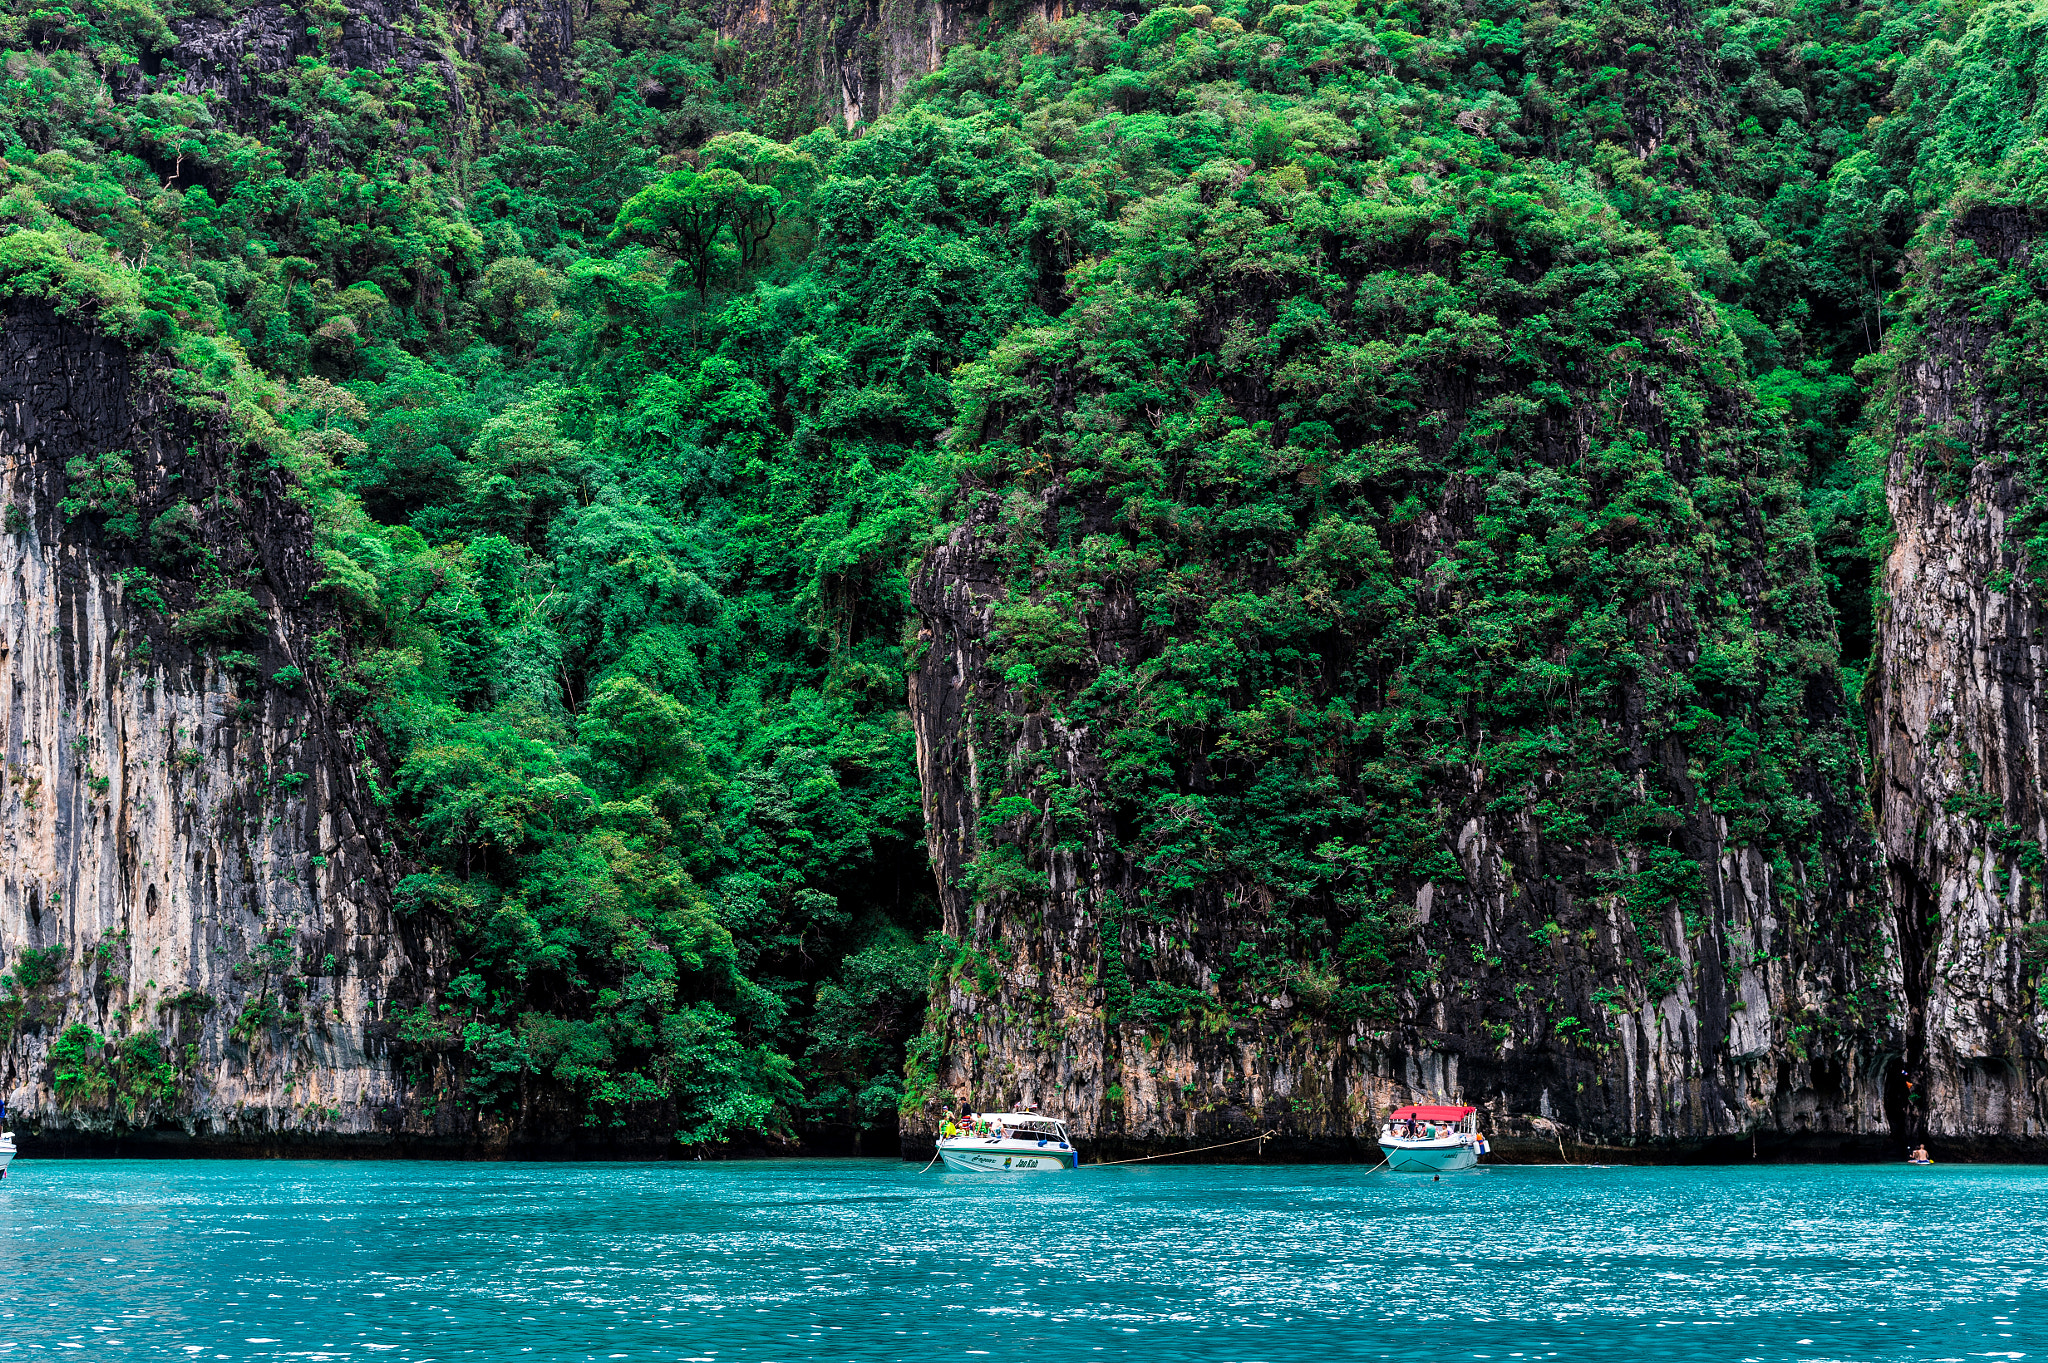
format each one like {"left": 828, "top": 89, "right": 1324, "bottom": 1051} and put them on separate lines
{"left": 5, "top": 0, "right": 2046, "bottom": 1147}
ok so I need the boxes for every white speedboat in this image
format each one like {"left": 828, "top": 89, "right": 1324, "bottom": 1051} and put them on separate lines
{"left": 0, "top": 1129, "right": 14, "bottom": 1180}
{"left": 936, "top": 1111, "right": 1078, "bottom": 1171}
{"left": 1379, "top": 1104, "right": 1486, "bottom": 1173}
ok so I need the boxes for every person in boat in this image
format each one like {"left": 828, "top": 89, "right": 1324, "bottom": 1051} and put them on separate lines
{"left": 1909, "top": 1144, "right": 1931, "bottom": 1163}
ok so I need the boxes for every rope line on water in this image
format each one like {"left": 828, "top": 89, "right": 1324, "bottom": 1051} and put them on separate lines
{"left": 1085, "top": 1130, "right": 1279, "bottom": 1167}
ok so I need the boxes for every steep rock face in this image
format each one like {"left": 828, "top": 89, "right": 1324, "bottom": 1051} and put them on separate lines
{"left": 1872, "top": 206, "right": 2048, "bottom": 1156}
{"left": 161, "top": 0, "right": 992, "bottom": 147}
{"left": 713, "top": 0, "right": 993, "bottom": 130}
{"left": 0, "top": 310, "right": 449, "bottom": 1150}
{"left": 907, "top": 482, "right": 1899, "bottom": 1162}
{"left": 167, "top": 0, "right": 467, "bottom": 134}
{"left": 892, "top": 108, "right": 1908, "bottom": 1159}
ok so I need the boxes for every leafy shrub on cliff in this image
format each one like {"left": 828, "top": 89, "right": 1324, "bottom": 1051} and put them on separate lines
{"left": 0, "top": 229, "right": 143, "bottom": 333}
{"left": 49, "top": 1022, "right": 108, "bottom": 1107}
{"left": 156, "top": 988, "right": 215, "bottom": 1020}
{"left": 8, "top": 945, "right": 65, "bottom": 994}
{"left": 146, "top": 501, "right": 205, "bottom": 568}
{"left": 0, "top": 945, "right": 66, "bottom": 1035}
{"left": 458, "top": 1021, "right": 531, "bottom": 1115}
{"left": 111, "top": 1033, "right": 180, "bottom": 1121}
{"left": 59, "top": 449, "right": 139, "bottom": 540}
{"left": 51, "top": 1022, "right": 191, "bottom": 1121}
{"left": 176, "top": 585, "right": 264, "bottom": 645}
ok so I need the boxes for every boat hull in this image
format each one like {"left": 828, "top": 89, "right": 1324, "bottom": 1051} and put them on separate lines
{"left": 937, "top": 1142, "right": 1077, "bottom": 1172}
{"left": 1379, "top": 1139, "right": 1478, "bottom": 1173}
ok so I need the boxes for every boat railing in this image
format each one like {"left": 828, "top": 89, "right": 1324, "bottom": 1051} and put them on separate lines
{"left": 947, "top": 1118, "right": 1071, "bottom": 1145}
{"left": 1380, "top": 1118, "right": 1477, "bottom": 1142}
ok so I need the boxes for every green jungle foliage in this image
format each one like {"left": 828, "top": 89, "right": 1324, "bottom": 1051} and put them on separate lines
{"left": 0, "top": 0, "right": 2033, "bottom": 1141}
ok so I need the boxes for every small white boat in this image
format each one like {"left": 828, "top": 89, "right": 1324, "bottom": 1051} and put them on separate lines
{"left": 936, "top": 1111, "right": 1078, "bottom": 1172}
{"left": 1379, "top": 1104, "right": 1485, "bottom": 1173}
{"left": 0, "top": 1129, "right": 14, "bottom": 1180}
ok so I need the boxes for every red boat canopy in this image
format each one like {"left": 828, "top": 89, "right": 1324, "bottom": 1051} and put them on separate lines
{"left": 1389, "top": 1105, "right": 1474, "bottom": 1120}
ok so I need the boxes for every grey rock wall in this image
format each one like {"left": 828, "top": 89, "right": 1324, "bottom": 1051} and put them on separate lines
{"left": 170, "top": 0, "right": 465, "bottom": 141}
{"left": 0, "top": 309, "right": 449, "bottom": 1150}
{"left": 706, "top": 0, "right": 994, "bottom": 131}
{"left": 160, "top": 0, "right": 995, "bottom": 163}
{"left": 1870, "top": 206, "right": 2048, "bottom": 1155}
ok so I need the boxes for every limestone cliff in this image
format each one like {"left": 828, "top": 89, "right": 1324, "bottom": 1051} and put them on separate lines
{"left": 1871, "top": 205, "right": 2048, "bottom": 1157}
{"left": 0, "top": 309, "right": 447, "bottom": 1151}
{"left": 890, "top": 60, "right": 1919, "bottom": 1158}
{"left": 896, "top": 198, "right": 2048, "bottom": 1165}
{"left": 159, "top": 0, "right": 997, "bottom": 148}
{"left": 906, "top": 488, "right": 1901, "bottom": 1163}
{"left": 712, "top": 0, "right": 995, "bottom": 131}
{"left": 165, "top": 0, "right": 463, "bottom": 127}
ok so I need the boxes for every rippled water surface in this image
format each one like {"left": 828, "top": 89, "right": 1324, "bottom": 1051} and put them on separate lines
{"left": 0, "top": 1158, "right": 2039, "bottom": 1361}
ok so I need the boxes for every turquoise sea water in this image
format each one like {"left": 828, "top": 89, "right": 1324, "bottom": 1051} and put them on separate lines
{"left": 0, "top": 1158, "right": 2038, "bottom": 1362}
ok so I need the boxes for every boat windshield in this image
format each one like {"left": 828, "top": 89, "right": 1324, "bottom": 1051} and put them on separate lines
{"left": 1009, "top": 1123, "right": 1067, "bottom": 1140}
{"left": 951, "top": 1113, "right": 1070, "bottom": 1142}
